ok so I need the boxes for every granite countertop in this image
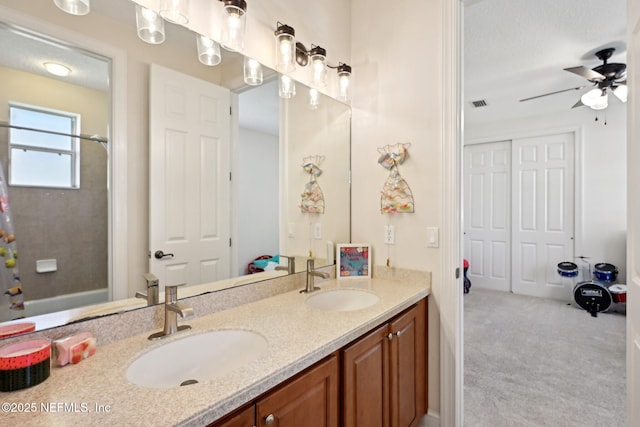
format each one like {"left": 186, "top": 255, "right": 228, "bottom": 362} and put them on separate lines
{"left": 1, "top": 276, "right": 429, "bottom": 426}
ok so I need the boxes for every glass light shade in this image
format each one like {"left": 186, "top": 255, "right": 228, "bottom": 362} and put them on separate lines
{"left": 580, "top": 88, "right": 602, "bottom": 107}
{"left": 53, "top": 0, "right": 90, "bottom": 16}
{"left": 159, "top": 0, "right": 189, "bottom": 25}
{"left": 581, "top": 88, "right": 608, "bottom": 110}
{"left": 136, "top": 6, "right": 165, "bottom": 45}
{"left": 309, "top": 48, "right": 327, "bottom": 89}
{"left": 275, "top": 25, "right": 296, "bottom": 73}
{"left": 279, "top": 74, "right": 296, "bottom": 99}
{"left": 44, "top": 62, "right": 71, "bottom": 77}
{"left": 244, "top": 58, "right": 263, "bottom": 86}
{"left": 308, "top": 88, "right": 320, "bottom": 109}
{"left": 337, "top": 65, "right": 351, "bottom": 102}
{"left": 613, "top": 85, "right": 628, "bottom": 103}
{"left": 221, "top": 2, "right": 247, "bottom": 52}
{"left": 197, "top": 35, "right": 222, "bottom": 66}
{"left": 590, "top": 93, "right": 608, "bottom": 110}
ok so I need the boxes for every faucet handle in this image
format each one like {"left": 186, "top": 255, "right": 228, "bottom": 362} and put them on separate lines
{"left": 143, "top": 273, "right": 159, "bottom": 288}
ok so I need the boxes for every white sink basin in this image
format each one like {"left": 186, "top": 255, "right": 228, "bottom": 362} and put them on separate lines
{"left": 305, "top": 289, "right": 379, "bottom": 312}
{"left": 126, "top": 330, "right": 267, "bottom": 388}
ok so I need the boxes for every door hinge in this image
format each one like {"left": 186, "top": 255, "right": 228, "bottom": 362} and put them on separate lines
{"left": 229, "top": 238, "right": 232, "bottom": 247}
{"left": 229, "top": 172, "right": 232, "bottom": 181}
{"left": 229, "top": 106, "right": 232, "bottom": 115}
{"left": 455, "top": 267, "right": 460, "bottom": 279}
{"left": 148, "top": 250, "right": 151, "bottom": 259}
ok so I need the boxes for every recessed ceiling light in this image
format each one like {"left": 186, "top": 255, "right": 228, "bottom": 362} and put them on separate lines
{"left": 44, "top": 62, "right": 72, "bottom": 77}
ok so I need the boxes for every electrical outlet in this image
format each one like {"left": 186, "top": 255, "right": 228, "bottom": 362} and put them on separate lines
{"left": 314, "top": 223, "right": 322, "bottom": 239}
{"left": 384, "top": 225, "right": 395, "bottom": 244}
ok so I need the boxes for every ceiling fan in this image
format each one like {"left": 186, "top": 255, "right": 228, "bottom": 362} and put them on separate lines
{"left": 520, "top": 47, "right": 627, "bottom": 110}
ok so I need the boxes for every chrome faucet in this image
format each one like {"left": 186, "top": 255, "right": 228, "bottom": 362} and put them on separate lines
{"left": 148, "top": 284, "right": 194, "bottom": 340}
{"left": 136, "top": 273, "right": 159, "bottom": 306}
{"left": 275, "top": 255, "right": 296, "bottom": 274}
{"left": 301, "top": 258, "right": 330, "bottom": 293}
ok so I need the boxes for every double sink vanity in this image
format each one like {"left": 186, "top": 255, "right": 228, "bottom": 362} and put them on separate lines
{"left": 2, "top": 268, "right": 430, "bottom": 426}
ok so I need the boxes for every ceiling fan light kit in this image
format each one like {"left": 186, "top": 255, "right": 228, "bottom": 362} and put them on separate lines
{"left": 521, "top": 47, "right": 627, "bottom": 112}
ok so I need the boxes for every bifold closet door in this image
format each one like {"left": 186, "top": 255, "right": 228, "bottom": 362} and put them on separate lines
{"left": 463, "top": 141, "right": 511, "bottom": 292}
{"left": 511, "top": 133, "right": 574, "bottom": 300}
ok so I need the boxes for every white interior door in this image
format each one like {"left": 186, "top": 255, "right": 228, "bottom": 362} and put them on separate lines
{"left": 149, "top": 64, "right": 231, "bottom": 289}
{"left": 463, "top": 141, "right": 511, "bottom": 292}
{"left": 627, "top": 2, "right": 640, "bottom": 424}
{"left": 512, "top": 133, "right": 574, "bottom": 300}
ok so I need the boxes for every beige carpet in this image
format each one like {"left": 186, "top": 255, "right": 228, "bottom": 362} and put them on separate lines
{"left": 464, "top": 288, "right": 626, "bottom": 426}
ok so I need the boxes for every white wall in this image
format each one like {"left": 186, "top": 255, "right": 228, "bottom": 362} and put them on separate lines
{"left": 466, "top": 101, "right": 627, "bottom": 283}
{"left": 236, "top": 127, "right": 279, "bottom": 276}
{"left": 351, "top": 0, "right": 444, "bottom": 414}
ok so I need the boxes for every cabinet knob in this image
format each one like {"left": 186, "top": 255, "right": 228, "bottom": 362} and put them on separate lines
{"left": 265, "top": 414, "right": 275, "bottom": 425}
{"left": 395, "top": 330, "right": 402, "bottom": 337}
{"left": 387, "top": 333, "right": 393, "bottom": 341}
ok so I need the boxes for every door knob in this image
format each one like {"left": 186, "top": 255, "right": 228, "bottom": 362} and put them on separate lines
{"left": 265, "top": 414, "right": 275, "bottom": 425}
{"left": 154, "top": 250, "right": 174, "bottom": 260}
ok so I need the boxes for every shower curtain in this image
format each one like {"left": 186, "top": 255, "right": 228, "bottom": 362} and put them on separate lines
{"left": 0, "top": 161, "right": 23, "bottom": 322}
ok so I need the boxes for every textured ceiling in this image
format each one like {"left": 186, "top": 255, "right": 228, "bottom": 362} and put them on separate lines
{"left": 464, "top": 0, "right": 626, "bottom": 126}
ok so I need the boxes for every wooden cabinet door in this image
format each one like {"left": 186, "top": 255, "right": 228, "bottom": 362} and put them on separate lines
{"left": 208, "top": 404, "right": 255, "bottom": 427}
{"left": 342, "top": 323, "right": 390, "bottom": 427}
{"left": 256, "top": 355, "right": 339, "bottom": 427}
{"left": 389, "top": 300, "right": 427, "bottom": 427}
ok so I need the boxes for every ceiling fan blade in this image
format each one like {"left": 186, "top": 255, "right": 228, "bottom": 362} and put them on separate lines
{"left": 564, "top": 66, "right": 605, "bottom": 82}
{"left": 519, "top": 86, "right": 586, "bottom": 102}
{"left": 571, "top": 99, "right": 584, "bottom": 109}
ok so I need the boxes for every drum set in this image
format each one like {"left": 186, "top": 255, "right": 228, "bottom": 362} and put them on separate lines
{"left": 557, "top": 259, "right": 626, "bottom": 317}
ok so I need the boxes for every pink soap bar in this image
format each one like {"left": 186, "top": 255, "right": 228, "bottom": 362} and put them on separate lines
{"left": 54, "top": 333, "right": 96, "bottom": 366}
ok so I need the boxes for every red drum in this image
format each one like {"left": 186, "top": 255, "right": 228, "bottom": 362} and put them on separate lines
{"left": 573, "top": 281, "right": 612, "bottom": 316}
{"left": 608, "top": 284, "right": 627, "bottom": 304}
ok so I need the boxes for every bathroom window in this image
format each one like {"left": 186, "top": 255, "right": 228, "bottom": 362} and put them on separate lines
{"left": 8, "top": 103, "right": 80, "bottom": 189}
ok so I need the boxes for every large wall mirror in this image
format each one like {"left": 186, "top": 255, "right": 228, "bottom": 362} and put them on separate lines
{"left": 0, "top": 0, "right": 351, "bottom": 336}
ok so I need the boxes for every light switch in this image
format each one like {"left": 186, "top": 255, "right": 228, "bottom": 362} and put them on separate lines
{"left": 427, "top": 227, "right": 439, "bottom": 248}
{"left": 314, "top": 223, "right": 322, "bottom": 239}
{"left": 288, "top": 222, "right": 296, "bottom": 238}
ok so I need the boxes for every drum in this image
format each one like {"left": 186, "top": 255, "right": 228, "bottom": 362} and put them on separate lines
{"left": 608, "top": 284, "right": 627, "bottom": 304}
{"left": 557, "top": 261, "right": 579, "bottom": 278}
{"left": 573, "top": 281, "right": 612, "bottom": 315}
{"left": 593, "top": 263, "right": 618, "bottom": 283}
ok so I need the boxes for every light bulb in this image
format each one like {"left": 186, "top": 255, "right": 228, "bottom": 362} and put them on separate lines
{"left": 309, "top": 46, "right": 327, "bottom": 89}
{"left": 159, "top": 0, "right": 189, "bottom": 25}
{"left": 221, "top": 1, "right": 247, "bottom": 52}
{"left": 275, "top": 24, "right": 296, "bottom": 73}
{"left": 308, "top": 88, "right": 320, "bottom": 109}
{"left": 279, "top": 74, "right": 296, "bottom": 99}
{"left": 244, "top": 58, "right": 263, "bottom": 86}
{"left": 53, "top": 0, "right": 90, "bottom": 16}
{"left": 136, "top": 5, "right": 165, "bottom": 45}
{"left": 197, "top": 35, "right": 221, "bottom": 66}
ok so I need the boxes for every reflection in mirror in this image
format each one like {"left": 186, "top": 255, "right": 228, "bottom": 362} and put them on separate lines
{"left": 0, "top": 0, "right": 351, "bottom": 337}
{"left": 0, "top": 21, "right": 110, "bottom": 324}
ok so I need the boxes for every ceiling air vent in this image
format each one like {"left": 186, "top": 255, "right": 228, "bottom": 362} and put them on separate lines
{"left": 471, "top": 99, "right": 488, "bottom": 108}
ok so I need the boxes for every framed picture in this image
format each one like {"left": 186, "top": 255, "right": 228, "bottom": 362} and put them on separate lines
{"left": 336, "top": 244, "right": 371, "bottom": 279}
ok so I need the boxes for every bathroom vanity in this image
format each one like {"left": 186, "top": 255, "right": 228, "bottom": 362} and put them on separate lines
{"left": 211, "top": 299, "right": 426, "bottom": 427}
{"left": 1, "top": 271, "right": 429, "bottom": 426}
